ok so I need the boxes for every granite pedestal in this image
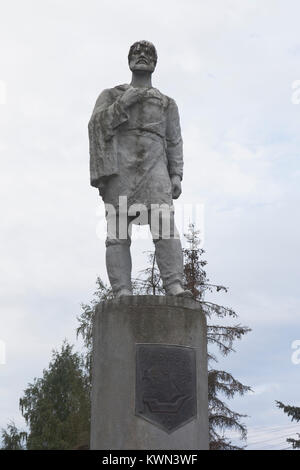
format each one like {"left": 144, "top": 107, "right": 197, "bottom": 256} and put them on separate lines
{"left": 90, "top": 295, "right": 208, "bottom": 450}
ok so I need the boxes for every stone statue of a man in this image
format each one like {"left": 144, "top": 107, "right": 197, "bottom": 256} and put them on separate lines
{"left": 89, "top": 40, "right": 191, "bottom": 298}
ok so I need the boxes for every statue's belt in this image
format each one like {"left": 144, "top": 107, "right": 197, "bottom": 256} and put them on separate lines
{"left": 118, "top": 127, "right": 165, "bottom": 141}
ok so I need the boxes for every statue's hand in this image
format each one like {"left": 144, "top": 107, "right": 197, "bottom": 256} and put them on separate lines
{"left": 171, "top": 175, "right": 182, "bottom": 199}
{"left": 119, "top": 87, "right": 144, "bottom": 109}
{"left": 98, "top": 177, "right": 108, "bottom": 198}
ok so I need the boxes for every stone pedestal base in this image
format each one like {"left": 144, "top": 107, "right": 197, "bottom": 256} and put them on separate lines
{"left": 90, "top": 295, "right": 208, "bottom": 450}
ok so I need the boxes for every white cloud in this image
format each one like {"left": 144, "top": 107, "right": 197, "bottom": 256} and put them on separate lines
{"left": 252, "top": 383, "right": 280, "bottom": 396}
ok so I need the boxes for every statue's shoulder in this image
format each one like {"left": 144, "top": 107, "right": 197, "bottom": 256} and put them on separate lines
{"left": 97, "top": 84, "right": 130, "bottom": 99}
{"left": 151, "top": 88, "right": 177, "bottom": 108}
{"left": 114, "top": 83, "right": 130, "bottom": 92}
{"left": 106, "top": 84, "right": 130, "bottom": 97}
{"left": 93, "top": 84, "right": 129, "bottom": 109}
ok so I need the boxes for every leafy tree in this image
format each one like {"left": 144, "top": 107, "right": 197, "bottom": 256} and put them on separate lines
{"left": 276, "top": 401, "right": 300, "bottom": 449}
{"left": 77, "top": 278, "right": 113, "bottom": 380}
{"left": 19, "top": 341, "right": 90, "bottom": 450}
{"left": 77, "top": 223, "right": 251, "bottom": 450}
{"left": 0, "top": 422, "right": 27, "bottom": 450}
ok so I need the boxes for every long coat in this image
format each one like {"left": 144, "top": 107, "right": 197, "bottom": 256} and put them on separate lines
{"left": 88, "top": 84, "right": 184, "bottom": 210}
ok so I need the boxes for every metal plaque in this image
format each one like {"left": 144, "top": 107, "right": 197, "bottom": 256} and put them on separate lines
{"left": 135, "top": 344, "right": 197, "bottom": 433}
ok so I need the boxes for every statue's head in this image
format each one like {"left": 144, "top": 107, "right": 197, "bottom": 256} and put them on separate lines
{"left": 128, "top": 40, "right": 157, "bottom": 73}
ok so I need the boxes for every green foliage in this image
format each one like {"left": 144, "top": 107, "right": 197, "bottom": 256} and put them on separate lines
{"left": 276, "top": 401, "right": 300, "bottom": 449}
{"left": 208, "top": 370, "right": 250, "bottom": 449}
{"left": 134, "top": 252, "right": 164, "bottom": 295}
{"left": 0, "top": 422, "right": 27, "bottom": 450}
{"left": 183, "top": 224, "right": 228, "bottom": 300}
{"left": 19, "top": 341, "right": 90, "bottom": 450}
{"left": 182, "top": 224, "right": 251, "bottom": 449}
{"left": 76, "top": 278, "right": 113, "bottom": 379}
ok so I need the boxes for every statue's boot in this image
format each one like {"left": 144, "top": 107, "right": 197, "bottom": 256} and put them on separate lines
{"left": 106, "top": 242, "right": 133, "bottom": 297}
{"left": 154, "top": 238, "right": 192, "bottom": 297}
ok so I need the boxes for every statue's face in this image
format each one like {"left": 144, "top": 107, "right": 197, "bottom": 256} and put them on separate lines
{"left": 129, "top": 43, "right": 156, "bottom": 73}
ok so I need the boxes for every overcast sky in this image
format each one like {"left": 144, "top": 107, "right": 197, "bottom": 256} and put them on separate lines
{"left": 1, "top": 0, "right": 300, "bottom": 449}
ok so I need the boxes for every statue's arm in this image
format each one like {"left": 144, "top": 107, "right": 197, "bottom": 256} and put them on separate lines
{"left": 166, "top": 98, "right": 184, "bottom": 181}
{"left": 88, "top": 88, "right": 130, "bottom": 190}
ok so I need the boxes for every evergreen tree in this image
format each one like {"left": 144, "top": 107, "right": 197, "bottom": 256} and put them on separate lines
{"left": 0, "top": 422, "right": 27, "bottom": 450}
{"left": 135, "top": 252, "right": 164, "bottom": 295}
{"left": 182, "top": 224, "right": 251, "bottom": 450}
{"left": 276, "top": 401, "right": 300, "bottom": 449}
{"left": 18, "top": 341, "right": 90, "bottom": 450}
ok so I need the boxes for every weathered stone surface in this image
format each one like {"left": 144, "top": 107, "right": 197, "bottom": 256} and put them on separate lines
{"left": 88, "top": 41, "right": 191, "bottom": 298}
{"left": 90, "top": 295, "right": 209, "bottom": 450}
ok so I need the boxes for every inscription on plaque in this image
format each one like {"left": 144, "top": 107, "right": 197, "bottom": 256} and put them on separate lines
{"left": 135, "top": 344, "right": 197, "bottom": 433}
